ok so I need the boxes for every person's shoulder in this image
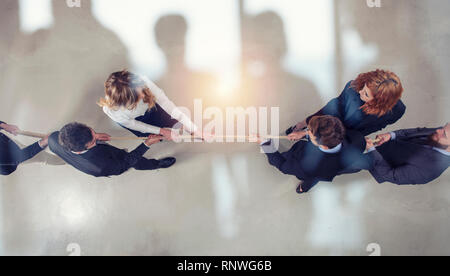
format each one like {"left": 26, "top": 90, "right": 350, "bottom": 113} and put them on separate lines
{"left": 345, "top": 129, "right": 365, "bottom": 141}
{"left": 48, "top": 131, "right": 67, "bottom": 155}
{"left": 393, "top": 99, "right": 407, "bottom": 114}
{"left": 48, "top": 131, "right": 60, "bottom": 147}
{"left": 345, "top": 80, "right": 354, "bottom": 88}
{"left": 342, "top": 81, "right": 358, "bottom": 96}
{"left": 102, "top": 105, "right": 119, "bottom": 115}
{"left": 344, "top": 129, "right": 366, "bottom": 152}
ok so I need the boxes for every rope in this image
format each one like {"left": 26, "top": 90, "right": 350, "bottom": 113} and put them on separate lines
{"left": 110, "top": 135, "right": 291, "bottom": 141}
{"left": 15, "top": 130, "right": 292, "bottom": 141}
{"left": 17, "top": 130, "right": 48, "bottom": 139}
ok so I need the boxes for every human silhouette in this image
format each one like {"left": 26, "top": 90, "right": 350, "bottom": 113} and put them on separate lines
{"left": 154, "top": 14, "right": 218, "bottom": 113}
{"left": 240, "top": 11, "right": 323, "bottom": 129}
{"left": 2, "top": 0, "right": 129, "bottom": 134}
{"left": 338, "top": 0, "right": 449, "bottom": 255}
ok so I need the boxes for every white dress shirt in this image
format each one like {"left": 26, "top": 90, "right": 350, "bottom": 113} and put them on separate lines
{"left": 103, "top": 76, "right": 198, "bottom": 135}
{"left": 318, "top": 143, "right": 342, "bottom": 154}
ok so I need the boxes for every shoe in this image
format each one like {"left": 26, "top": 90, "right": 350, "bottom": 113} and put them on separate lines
{"left": 157, "top": 157, "right": 176, "bottom": 169}
{"left": 296, "top": 181, "right": 304, "bottom": 194}
{"left": 285, "top": 126, "right": 296, "bottom": 135}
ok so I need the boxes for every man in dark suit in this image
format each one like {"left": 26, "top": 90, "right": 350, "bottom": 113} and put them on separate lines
{"left": 366, "top": 123, "right": 450, "bottom": 185}
{"left": 49, "top": 122, "right": 176, "bottom": 177}
{"left": 254, "top": 115, "right": 370, "bottom": 194}
{"left": 1, "top": 121, "right": 49, "bottom": 175}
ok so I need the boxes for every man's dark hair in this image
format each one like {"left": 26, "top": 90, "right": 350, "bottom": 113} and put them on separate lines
{"left": 308, "top": 115, "right": 346, "bottom": 148}
{"left": 59, "top": 122, "right": 93, "bottom": 152}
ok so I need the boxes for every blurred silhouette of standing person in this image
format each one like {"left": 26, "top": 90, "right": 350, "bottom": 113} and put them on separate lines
{"left": 0, "top": 0, "right": 22, "bottom": 114}
{"left": 2, "top": 0, "right": 129, "bottom": 132}
{"left": 154, "top": 14, "right": 218, "bottom": 112}
{"left": 240, "top": 10, "right": 322, "bottom": 128}
{"left": 0, "top": 0, "right": 20, "bottom": 68}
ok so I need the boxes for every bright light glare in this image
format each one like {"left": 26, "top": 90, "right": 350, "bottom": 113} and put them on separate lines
{"left": 19, "top": 0, "right": 53, "bottom": 33}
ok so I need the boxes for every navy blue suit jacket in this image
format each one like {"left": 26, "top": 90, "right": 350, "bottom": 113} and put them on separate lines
{"left": 368, "top": 127, "right": 450, "bottom": 185}
{"left": 307, "top": 81, "right": 406, "bottom": 136}
{"left": 48, "top": 132, "right": 149, "bottom": 177}
{"left": 264, "top": 129, "right": 370, "bottom": 192}
{"left": 0, "top": 121, "right": 43, "bottom": 175}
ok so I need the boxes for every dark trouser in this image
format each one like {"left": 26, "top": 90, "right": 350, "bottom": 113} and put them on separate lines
{"left": 133, "top": 157, "right": 160, "bottom": 171}
{"left": 0, "top": 133, "right": 43, "bottom": 175}
{"left": 120, "top": 104, "right": 180, "bottom": 137}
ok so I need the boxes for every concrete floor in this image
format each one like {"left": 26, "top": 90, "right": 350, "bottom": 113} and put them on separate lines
{"left": 0, "top": 0, "right": 449, "bottom": 256}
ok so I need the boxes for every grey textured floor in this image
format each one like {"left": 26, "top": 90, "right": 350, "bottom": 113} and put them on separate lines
{"left": 0, "top": 0, "right": 449, "bottom": 255}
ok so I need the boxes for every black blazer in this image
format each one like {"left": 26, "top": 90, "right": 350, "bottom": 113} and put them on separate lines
{"left": 368, "top": 127, "right": 450, "bottom": 185}
{"left": 48, "top": 132, "right": 150, "bottom": 177}
{"left": 1, "top": 121, "right": 44, "bottom": 175}
{"left": 307, "top": 81, "right": 406, "bottom": 136}
{"left": 264, "top": 129, "right": 369, "bottom": 193}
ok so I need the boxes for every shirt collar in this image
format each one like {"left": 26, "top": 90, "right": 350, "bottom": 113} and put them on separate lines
{"left": 71, "top": 150, "right": 89, "bottom": 155}
{"left": 432, "top": 147, "right": 450, "bottom": 156}
{"left": 319, "top": 143, "right": 343, "bottom": 154}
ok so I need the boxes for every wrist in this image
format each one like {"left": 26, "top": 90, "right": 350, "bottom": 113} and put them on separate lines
{"left": 38, "top": 140, "right": 47, "bottom": 149}
{"left": 389, "top": 132, "right": 396, "bottom": 140}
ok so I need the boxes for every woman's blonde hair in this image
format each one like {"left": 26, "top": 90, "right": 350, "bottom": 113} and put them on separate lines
{"left": 98, "top": 70, "right": 156, "bottom": 110}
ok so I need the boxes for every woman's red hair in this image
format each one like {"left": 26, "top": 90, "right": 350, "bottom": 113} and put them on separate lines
{"left": 351, "top": 69, "right": 403, "bottom": 117}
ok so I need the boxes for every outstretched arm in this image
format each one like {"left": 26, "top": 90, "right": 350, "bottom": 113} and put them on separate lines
{"left": 393, "top": 127, "right": 439, "bottom": 140}
{"left": 3, "top": 136, "right": 46, "bottom": 166}
{"left": 368, "top": 150, "right": 435, "bottom": 185}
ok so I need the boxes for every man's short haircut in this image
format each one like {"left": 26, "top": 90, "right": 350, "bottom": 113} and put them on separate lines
{"left": 59, "top": 122, "right": 93, "bottom": 152}
{"left": 308, "top": 115, "right": 346, "bottom": 148}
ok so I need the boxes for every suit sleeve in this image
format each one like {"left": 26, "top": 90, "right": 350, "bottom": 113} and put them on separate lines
{"left": 362, "top": 102, "right": 406, "bottom": 135}
{"left": 393, "top": 127, "right": 437, "bottom": 140}
{"left": 306, "top": 82, "right": 349, "bottom": 124}
{"left": 107, "top": 143, "right": 150, "bottom": 176}
{"left": 368, "top": 150, "right": 435, "bottom": 185}
{"left": 8, "top": 142, "right": 44, "bottom": 165}
{"left": 385, "top": 101, "right": 406, "bottom": 126}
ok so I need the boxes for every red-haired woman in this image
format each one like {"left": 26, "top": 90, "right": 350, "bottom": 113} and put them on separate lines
{"left": 287, "top": 69, "right": 406, "bottom": 138}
